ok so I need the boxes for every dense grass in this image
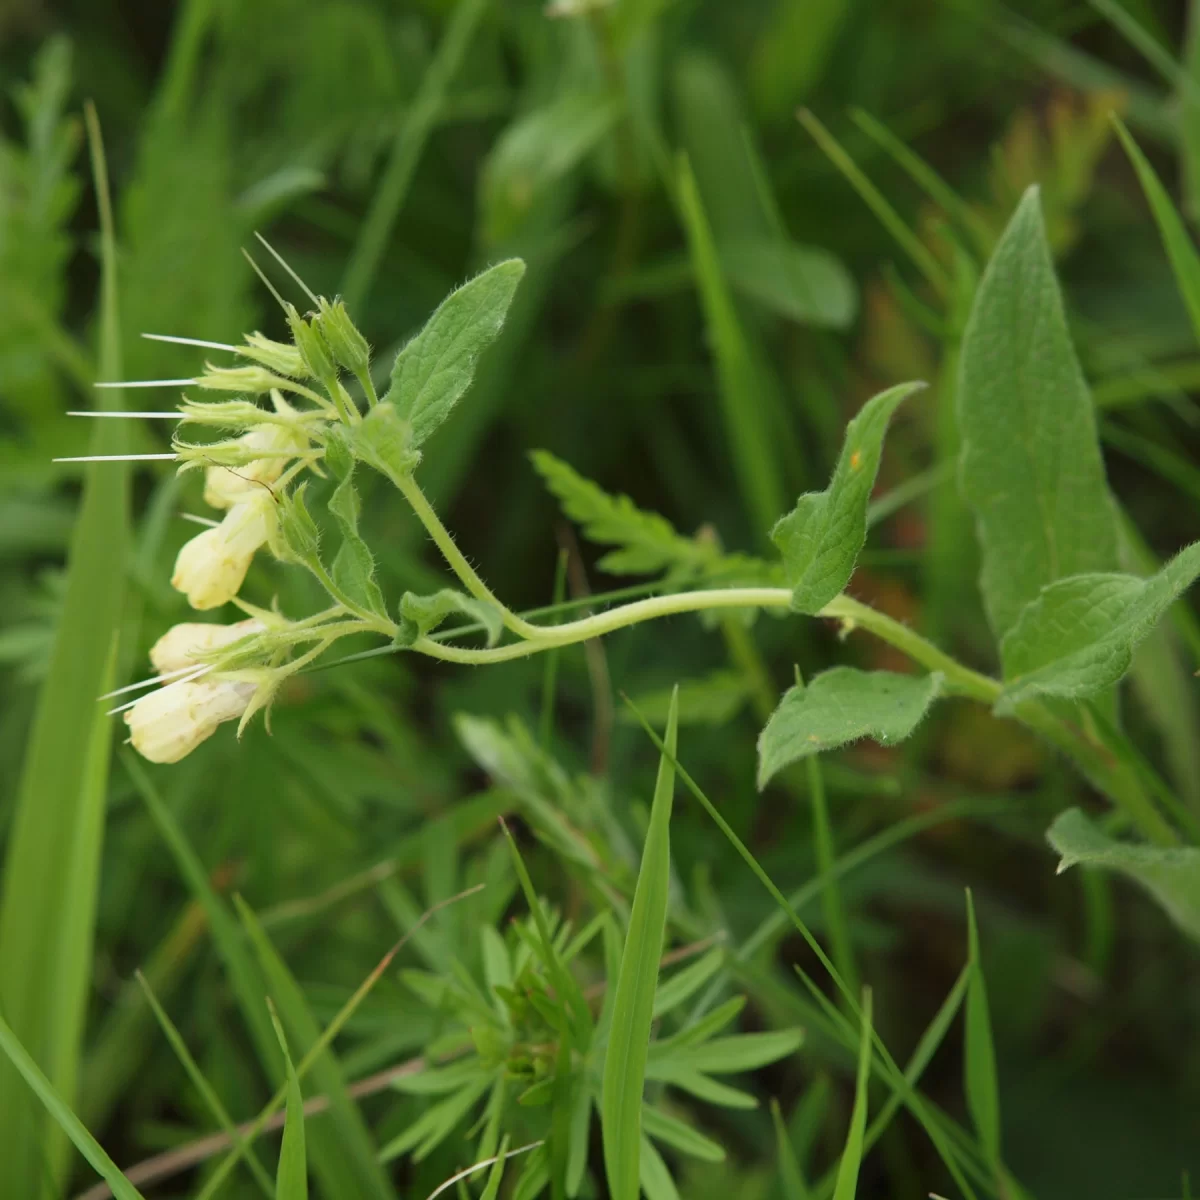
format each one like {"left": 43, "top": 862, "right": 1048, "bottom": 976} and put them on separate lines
{"left": 3, "top": 1, "right": 1200, "bottom": 1197}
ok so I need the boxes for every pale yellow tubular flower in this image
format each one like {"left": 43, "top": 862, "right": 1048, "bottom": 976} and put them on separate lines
{"left": 149, "top": 618, "right": 265, "bottom": 675}
{"left": 124, "top": 677, "right": 256, "bottom": 763}
{"left": 171, "top": 489, "right": 277, "bottom": 610}
{"left": 203, "top": 421, "right": 310, "bottom": 509}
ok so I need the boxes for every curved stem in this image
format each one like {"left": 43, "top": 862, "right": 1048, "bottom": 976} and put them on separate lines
{"left": 395, "top": 473, "right": 542, "bottom": 639}
{"left": 413, "top": 589, "right": 796, "bottom": 664}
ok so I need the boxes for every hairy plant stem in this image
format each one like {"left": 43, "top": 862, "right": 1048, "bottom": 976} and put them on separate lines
{"left": 390, "top": 479, "right": 1175, "bottom": 841}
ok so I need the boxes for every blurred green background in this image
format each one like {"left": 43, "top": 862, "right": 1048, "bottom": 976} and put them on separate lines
{"left": 2, "top": 0, "right": 1200, "bottom": 1196}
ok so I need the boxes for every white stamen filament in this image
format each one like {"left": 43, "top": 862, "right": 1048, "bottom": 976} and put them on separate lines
{"left": 100, "top": 662, "right": 209, "bottom": 701}
{"left": 180, "top": 512, "right": 221, "bottom": 528}
{"left": 94, "top": 379, "right": 197, "bottom": 388}
{"left": 67, "top": 411, "right": 181, "bottom": 418}
{"left": 142, "top": 332, "right": 239, "bottom": 352}
{"left": 105, "top": 664, "right": 212, "bottom": 716}
{"left": 54, "top": 453, "right": 179, "bottom": 462}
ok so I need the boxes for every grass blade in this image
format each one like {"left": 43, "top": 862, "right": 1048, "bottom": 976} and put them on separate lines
{"left": 963, "top": 891, "right": 1001, "bottom": 1173}
{"left": 269, "top": 1003, "right": 308, "bottom": 1200}
{"left": 0, "top": 1012, "right": 144, "bottom": 1200}
{"left": 0, "top": 103, "right": 130, "bottom": 1199}
{"left": 134, "top": 971, "right": 274, "bottom": 1197}
{"left": 602, "top": 688, "right": 679, "bottom": 1200}
{"left": 234, "top": 896, "right": 396, "bottom": 1200}
{"left": 831, "top": 989, "right": 873, "bottom": 1200}
{"left": 1112, "top": 115, "right": 1200, "bottom": 344}
{"left": 340, "top": 0, "right": 486, "bottom": 311}
{"left": 676, "top": 154, "right": 786, "bottom": 537}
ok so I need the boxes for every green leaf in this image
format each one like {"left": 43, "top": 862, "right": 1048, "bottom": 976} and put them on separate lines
{"left": 997, "top": 542, "right": 1200, "bottom": 711}
{"left": 0, "top": 1012, "right": 145, "bottom": 1200}
{"left": 957, "top": 185, "right": 1120, "bottom": 639}
{"left": 275, "top": 482, "right": 323, "bottom": 568}
{"left": 351, "top": 402, "right": 420, "bottom": 483}
{"left": 648, "top": 996, "right": 746, "bottom": 1060}
{"left": 325, "top": 433, "right": 387, "bottom": 619}
{"left": 720, "top": 237, "right": 857, "bottom": 329}
{"left": 661, "top": 1028, "right": 804, "bottom": 1075}
{"left": 652, "top": 947, "right": 726, "bottom": 1018}
{"left": 1111, "top": 120, "right": 1200, "bottom": 343}
{"left": 481, "top": 93, "right": 619, "bottom": 245}
{"left": 565, "top": 1083, "right": 591, "bottom": 1197}
{"left": 771, "top": 1097, "right": 810, "bottom": 1200}
{"left": 396, "top": 588, "right": 503, "bottom": 648}
{"left": 530, "top": 449, "right": 708, "bottom": 578}
{"left": 602, "top": 690, "right": 679, "bottom": 1200}
{"left": 963, "top": 892, "right": 1000, "bottom": 1171}
{"left": 1047, "top": 808, "right": 1200, "bottom": 943}
{"left": 378, "top": 1077, "right": 492, "bottom": 1162}
{"left": 757, "top": 669, "right": 943, "bottom": 789}
{"left": 269, "top": 1006, "right": 308, "bottom": 1200}
{"left": 638, "top": 1136, "right": 681, "bottom": 1200}
{"left": 0, "top": 106, "right": 129, "bottom": 1198}
{"left": 677, "top": 152, "right": 787, "bottom": 535}
{"left": 642, "top": 1105, "right": 726, "bottom": 1162}
{"left": 651, "top": 1065, "right": 758, "bottom": 1110}
{"left": 771, "top": 382, "right": 924, "bottom": 613}
{"left": 384, "top": 259, "right": 525, "bottom": 449}
{"left": 480, "top": 1135, "right": 512, "bottom": 1200}
{"left": 831, "top": 990, "right": 873, "bottom": 1200}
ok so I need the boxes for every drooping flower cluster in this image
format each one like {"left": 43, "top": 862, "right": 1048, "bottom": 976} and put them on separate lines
{"left": 101, "top": 290, "right": 384, "bottom": 762}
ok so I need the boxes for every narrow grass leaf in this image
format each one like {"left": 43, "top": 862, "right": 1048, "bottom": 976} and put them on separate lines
{"left": 650, "top": 1066, "right": 757, "bottom": 1110}
{"left": 1112, "top": 116, "right": 1200, "bottom": 343}
{"left": 676, "top": 154, "right": 786, "bottom": 535}
{"left": 0, "top": 105, "right": 130, "bottom": 1199}
{"left": 652, "top": 947, "right": 726, "bottom": 1018}
{"left": 1048, "top": 808, "right": 1200, "bottom": 942}
{"left": 997, "top": 542, "right": 1200, "bottom": 711}
{"left": 771, "top": 382, "right": 924, "bottom": 613}
{"left": 957, "top": 186, "right": 1120, "bottom": 640}
{"left": 0, "top": 1013, "right": 144, "bottom": 1200}
{"left": 660, "top": 1028, "right": 803, "bottom": 1074}
{"left": 963, "top": 892, "right": 1000, "bottom": 1171}
{"left": 771, "top": 1097, "right": 810, "bottom": 1200}
{"left": 638, "top": 1136, "right": 681, "bottom": 1200}
{"left": 641, "top": 1105, "right": 725, "bottom": 1162}
{"left": 757, "top": 669, "right": 942, "bottom": 788}
{"left": 234, "top": 897, "right": 395, "bottom": 1200}
{"left": 602, "top": 689, "right": 679, "bottom": 1200}
{"left": 340, "top": 0, "right": 486, "bottom": 310}
{"left": 383, "top": 259, "right": 525, "bottom": 451}
{"left": 136, "top": 973, "right": 273, "bottom": 1197}
{"left": 832, "top": 990, "right": 873, "bottom": 1200}
{"left": 269, "top": 1005, "right": 308, "bottom": 1200}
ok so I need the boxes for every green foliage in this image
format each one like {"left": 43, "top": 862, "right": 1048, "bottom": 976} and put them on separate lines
{"left": 1048, "top": 809, "right": 1200, "bottom": 943}
{"left": 757, "top": 668, "right": 943, "bottom": 788}
{"left": 384, "top": 259, "right": 526, "bottom": 453}
{"left": 602, "top": 691, "right": 678, "bottom": 1200}
{"left": 8, "top": 6, "right": 1200, "bottom": 1198}
{"left": 772, "top": 382, "right": 923, "bottom": 613}
{"left": 958, "top": 186, "right": 1120, "bottom": 639}
{"left": 998, "top": 542, "right": 1200, "bottom": 710}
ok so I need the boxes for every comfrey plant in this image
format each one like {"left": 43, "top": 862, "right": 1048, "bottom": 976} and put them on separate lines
{"left": 70, "top": 187, "right": 1199, "bottom": 905}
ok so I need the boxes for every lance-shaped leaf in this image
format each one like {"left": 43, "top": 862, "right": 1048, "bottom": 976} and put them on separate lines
{"left": 771, "top": 382, "right": 923, "bottom": 613}
{"left": 997, "top": 541, "right": 1200, "bottom": 712}
{"left": 324, "top": 432, "right": 387, "bottom": 619}
{"left": 384, "top": 259, "right": 525, "bottom": 450}
{"left": 757, "top": 668, "right": 943, "bottom": 789}
{"left": 395, "top": 589, "right": 503, "bottom": 649}
{"left": 957, "top": 186, "right": 1120, "bottom": 640}
{"left": 603, "top": 691, "right": 678, "bottom": 1200}
{"left": 1048, "top": 808, "right": 1200, "bottom": 943}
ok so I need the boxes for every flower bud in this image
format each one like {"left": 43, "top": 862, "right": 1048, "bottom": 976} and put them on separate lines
{"left": 316, "top": 299, "right": 371, "bottom": 376}
{"left": 240, "top": 332, "right": 308, "bottom": 378}
{"left": 197, "top": 364, "right": 282, "bottom": 394}
{"left": 149, "top": 619, "right": 264, "bottom": 675}
{"left": 125, "top": 677, "right": 255, "bottom": 763}
{"left": 171, "top": 490, "right": 277, "bottom": 610}
{"left": 203, "top": 422, "right": 309, "bottom": 509}
{"left": 286, "top": 304, "right": 338, "bottom": 386}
